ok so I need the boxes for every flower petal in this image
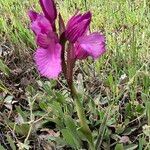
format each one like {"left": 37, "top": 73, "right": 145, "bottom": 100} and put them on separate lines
{"left": 28, "top": 10, "right": 38, "bottom": 22}
{"left": 74, "top": 43, "right": 88, "bottom": 59}
{"left": 29, "top": 12, "right": 52, "bottom": 35}
{"left": 76, "top": 32, "right": 106, "bottom": 59}
{"left": 36, "top": 31, "right": 58, "bottom": 48}
{"left": 36, "top": 33, "right": 50, "bottom": 48}
{"left": 65, "top": 11, "right": 91, "bottom": 43}
{"left": 66, "top": 11, "right": 91, "bottom": 30}
{"left": 34, "top": 43, "right": 62, "bottom": 78}
{"left": 39, "top": 0, "right": 57, "bottom": 24}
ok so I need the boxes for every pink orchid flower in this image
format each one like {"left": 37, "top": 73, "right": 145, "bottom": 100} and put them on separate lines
{"left": 28, "top": 0, "right": 106, "bottom": 79}
{"left": 28, "top": 9, "right": 62, "bottom": 79}
{"left": 65, "top": 11, "right": 106, "bottom": 60}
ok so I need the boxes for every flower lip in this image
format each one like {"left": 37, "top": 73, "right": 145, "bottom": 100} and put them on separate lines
{"left": 34, "top": 43, "right": 62, "bottom": 79}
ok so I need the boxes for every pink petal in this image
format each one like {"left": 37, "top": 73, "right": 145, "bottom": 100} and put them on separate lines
{"left": 36, "top": 33, "right": 50, "bottom": 48}
{"left": 34, "top": 43, "right": 62, "bottom": 79}
{"left": 66, "top": 11, "right": 91, "bottom": 30}
{"left": 65, "top": 11, "right": 91, "bottom": 43}
{"left": 28, "top": 10, "right": 38, "bottom": 22}
{"left": 39, "top": 0, "right": 57, "bottom": 24}
{"left": 76, "top": 32, "right": 106, "bottom": 59}
{"left": 36, "top": 32, "right": 58, "bottom": 48}
{"left": 30, "top": 12, "right": 52, "bottom": 35}
{"left": 74, "top": 43, "right": 88, "bottom": 59}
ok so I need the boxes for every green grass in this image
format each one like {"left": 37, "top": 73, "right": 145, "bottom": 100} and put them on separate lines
{"left": 0, "top": 0, "right": 150, "bottom": 149}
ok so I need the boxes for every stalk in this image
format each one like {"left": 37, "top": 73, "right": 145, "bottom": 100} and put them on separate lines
{"left": 69, "top": 84, "right": 95, "bottom": 150}
{"left": 60, "top": 34, "right": 95, "bottom": 150}
{"left": 60, "top": 33, "right": 67, "bottom": 78}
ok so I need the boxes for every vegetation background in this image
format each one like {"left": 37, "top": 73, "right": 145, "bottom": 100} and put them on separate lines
{"left": 0, "top": 0, "right": 149, "bottom": 149}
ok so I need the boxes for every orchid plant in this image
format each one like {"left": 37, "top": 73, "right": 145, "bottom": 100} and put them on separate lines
{"left": 28, "top": 0, "right": 106, "bottom": 149}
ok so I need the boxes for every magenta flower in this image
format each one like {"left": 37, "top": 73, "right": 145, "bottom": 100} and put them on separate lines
{"left": 65, "top": 12, "right": 106, "bottom": 60}
{"left": 28, "top": 0, "right": 106, "bottom": 79}
{"left": 28, "top": 10, "right": 62, "bottom": 79}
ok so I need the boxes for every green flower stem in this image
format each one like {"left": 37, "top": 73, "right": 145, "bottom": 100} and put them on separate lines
{"left": 70, "top": 84, "right": 95, "bottom": 150}
{"left": 62, "top": 34, "right": 95, "bottom": 149}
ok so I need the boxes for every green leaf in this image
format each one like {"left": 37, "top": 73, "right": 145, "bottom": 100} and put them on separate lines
{"left": 3, "top": 114, "right": 29, "bottom": 136}
{"left": 43, "top": 80, "right": 57, "bottom": 95}
{"left": 65, "top": 116, "right": 81, "bottom": 145}
{"left": 8, "top": 123, "right": 30, "bottom": 136}
{"left": 0, "top": 59, "right": 11, "bottom": 76}
{"left": 115, "top": 144, "right": 124, "bottom": 150}
{"left": 65, "top": 116, "right": 77, "bottom": 133}
{"left": 6, "top": 134, "right": 16, "bottom": 150}
{"left": 123, "top": 127, "right": 137, "bottom": 135}
{"left": 0, "top": 80, "right": 9, "bottom": 93}
{"left": 39, "top": 101, "right": 48, "bottom": 111}
{"left": 16, "top": 106, "right": 28, "bottom": 122}
{"left": 61, "top": 129, "right": 80, "bottom": 149}
{"left": 53, "top": 137, "right": 66, "bottom": 147}
{"left": 0, "top": 144, "right": 5, "bottom": 150}
{"left": 49, "top": 102, "right": 63, "bottom": 117}
{"left": 124, "top": 144, "right": 138, "bottom": 150}
{"left": 55, "top": 92, "right": 66, "bottom": 104}
{"left": 146, "top": 102, "right": 150, "bottom": 125}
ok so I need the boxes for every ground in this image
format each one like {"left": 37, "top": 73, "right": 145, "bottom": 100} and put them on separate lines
{"left": 0, "top": 0, "right": 150, "bottom": 149}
